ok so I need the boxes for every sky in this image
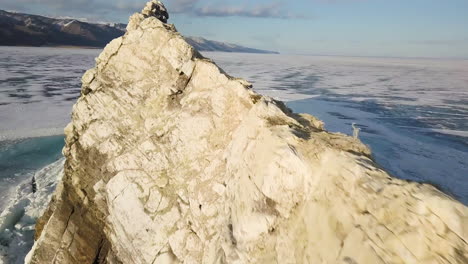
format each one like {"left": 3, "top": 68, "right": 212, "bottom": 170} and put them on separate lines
{"left": 2, "top": 0, "right": 468, "bottom": 58}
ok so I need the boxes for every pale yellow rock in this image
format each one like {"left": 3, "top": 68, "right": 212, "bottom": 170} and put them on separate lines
{"left": 26, "top": 1, "right": 467, "bottom": 264}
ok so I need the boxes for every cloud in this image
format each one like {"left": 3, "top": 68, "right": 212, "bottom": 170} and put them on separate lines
{"left": 1, "top": 0, "right": 148, "bottom": 21}
{"left": 168, "top": 0, "right": 200, "bottom": 13}
{"left": 168, "top": 0, "right": 308, "bottom": 19}
{"left": 0, "top": 0, "right": 307, "bottom": 21}
{"left": 193, "top": 2, "right": 303, "bottom": 19}
{"left": 409, "top": 38, "right": 468, "bottom": 46}
{"left": 5, "top": 0, "right": 101, "bottom": 11}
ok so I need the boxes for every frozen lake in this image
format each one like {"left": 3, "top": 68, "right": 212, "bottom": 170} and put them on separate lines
{"left": 0, "top": 47, "right": 467, "bottom": 202}
{"left": 0, "top": 47, "right": 100, "bottom": 140}
{"left": 0, "top": 46, "right": 467, "bottom": 200}
{"left": 0, "top": 45, "right": 467, "bottom": 263}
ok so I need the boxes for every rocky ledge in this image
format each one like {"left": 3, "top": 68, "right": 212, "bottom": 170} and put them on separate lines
{"left": 26, "top": 1, "right": 467, "bottom": 263}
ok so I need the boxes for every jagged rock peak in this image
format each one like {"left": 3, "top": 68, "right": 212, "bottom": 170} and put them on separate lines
{"left": 142, "top": 0, "right": 169, "bottom": 23}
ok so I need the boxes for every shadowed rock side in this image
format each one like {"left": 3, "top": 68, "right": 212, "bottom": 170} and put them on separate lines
{"left": 26, "top": 1, "right": 467, "bottom": 263}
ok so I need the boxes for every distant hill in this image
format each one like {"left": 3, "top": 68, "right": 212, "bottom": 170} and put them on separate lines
{"left": 0, "top": 10, "right": 125, "bottom": 47}
{"left": 0, "top": 10, "right": 278, "bottom": 54}
{"left": 184, "top": 36, "right": 278, "bottom": 54}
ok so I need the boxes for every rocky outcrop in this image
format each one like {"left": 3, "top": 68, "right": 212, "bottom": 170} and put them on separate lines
{"left": 26, "top": 1, "right": 467, "bottom": 263}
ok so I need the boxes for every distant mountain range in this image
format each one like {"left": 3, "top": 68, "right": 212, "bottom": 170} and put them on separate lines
{"left": 0, "top": 10, "right": 126, "bottom": 47}
{"left": 184, "top": 36, "right": 278, "bottom": 54}
{"left": 0, "top": 10, "right": 278, "bottom": 54}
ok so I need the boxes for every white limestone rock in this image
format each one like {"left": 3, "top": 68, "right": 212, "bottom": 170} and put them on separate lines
{"left": 26, "top": 1, "right": 467, "bottom": 263}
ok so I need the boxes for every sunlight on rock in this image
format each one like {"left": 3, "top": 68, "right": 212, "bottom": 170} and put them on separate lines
{"left": 20, "top": 1, "right": 468, "bottom": 264}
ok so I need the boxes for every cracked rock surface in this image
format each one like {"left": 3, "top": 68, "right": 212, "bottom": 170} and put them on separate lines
{"left": 26, "top": 1, "right": 467, "bottom": 264}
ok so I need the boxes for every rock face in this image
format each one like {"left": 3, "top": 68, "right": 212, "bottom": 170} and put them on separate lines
{"left": 26, "top": 1, "right": 467, "bottom": 263}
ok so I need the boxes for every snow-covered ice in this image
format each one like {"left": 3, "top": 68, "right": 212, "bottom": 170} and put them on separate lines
{"left": 0, "top": 158, "right": 64, "bottom": 264}
{"left": 0, "top": 46, "right": 100, "bottom": 141}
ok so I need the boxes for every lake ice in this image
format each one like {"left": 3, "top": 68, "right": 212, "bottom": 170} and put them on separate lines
{"left": 0, "top": 46, "right": 467, "bottom": 263}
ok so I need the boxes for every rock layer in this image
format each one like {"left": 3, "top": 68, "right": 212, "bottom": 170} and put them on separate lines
{"left": 26, "top": 1, "right": 467, "bottom": 263}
